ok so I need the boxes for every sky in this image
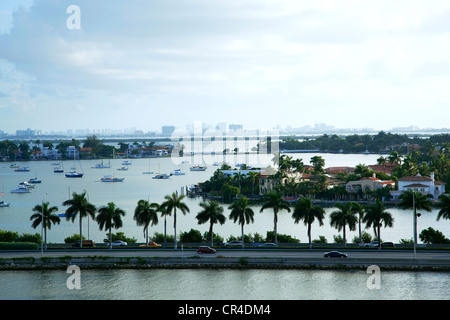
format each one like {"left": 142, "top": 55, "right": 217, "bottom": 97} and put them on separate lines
{"left": 1, "top": 0, "right": 450, "bottom": 134}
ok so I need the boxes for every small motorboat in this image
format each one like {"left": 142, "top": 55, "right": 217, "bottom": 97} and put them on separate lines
{"left": 0, "top": 201, "right": 10, "bottom": 207}
{"left": 11, "top": 185, "right": 31, "bottom": 193}
{"left": 100, "top": 175, "right": 125, "bottom": 182}
{"left": 190, "top": 166, "right": 207, "bottom": 171}
{"left": 152, "top": 174, "right": 171, "bottom": 179}
{"left": 170, "top": 169, "right": 185, "bottom": 176}
{"left": 65, "top": 171, "right": 84, "bottom": 178}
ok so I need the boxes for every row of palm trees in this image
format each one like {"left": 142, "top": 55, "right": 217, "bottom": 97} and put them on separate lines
{"left": 30, "top": 188, "right": 450, "bottom": 250}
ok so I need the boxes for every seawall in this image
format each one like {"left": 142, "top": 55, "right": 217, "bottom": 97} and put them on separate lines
{"left": 1, "top": 256, "right": 450, "bottom": 271}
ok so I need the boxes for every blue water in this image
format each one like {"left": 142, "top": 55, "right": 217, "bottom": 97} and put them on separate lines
{"left": 0, "top": 268, "right": 449, "bottom": 300}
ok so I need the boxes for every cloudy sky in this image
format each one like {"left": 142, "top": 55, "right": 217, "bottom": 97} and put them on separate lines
{"left": 1, "top": 0, "right": 450, "bottom": 134}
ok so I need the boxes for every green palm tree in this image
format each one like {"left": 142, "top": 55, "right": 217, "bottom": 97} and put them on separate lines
{"left": 30, "top": 201, "right": 60, "bottom": 250}
{"left": 160, "top": 192, "right": 190, "bottom": 249}
{"left": 96, "top": 202, "right": 126, "bottom": 249}
{"left": 399, "top": 190, "right": 432, "bottom": 254}
{"left": 437, "top": 194, "right": 450, "bottom": 221}
{"left": 259, "top": 191, "right": 291, "bottom": 245}
{"left": 292, "top": 197, "right": 325, "bottom": 249}
{"left": 247, "top": 171, "right": 260, "bottom": 197}
{"left": 329, "top": 202, "right": 358, "bottom": 247}
{"left": 196, "top": 200, "right": 226, "bottom": 246}
{"left": 228, "top": 196, "right": 255, "bottom": 249}
{"left": 388, "top": 151, "right": 402, "bottom": 165}
{"left": 363, "top": 200, "right": 394, "bottom": 250}
{"left": 62, "top": 191, "right": 97, "bottom": 248}
{"left": 134, "top": 200, "right": 159, "bottom": 246}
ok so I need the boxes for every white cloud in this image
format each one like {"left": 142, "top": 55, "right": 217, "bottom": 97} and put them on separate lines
{"left": 0, "top": 0, "right": 450, "bottom": 133}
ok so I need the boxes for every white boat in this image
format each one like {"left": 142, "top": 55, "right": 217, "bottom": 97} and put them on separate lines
{"left": 9, "top": 164, "right": 19, "bottom": 168}
{"left": 91, "top": 160, "right": 111, "bottom": 169}
{"left": 65, "top": 171, "right": 84, "bottom": 178}
{"left": 0, "top": 201, "right": 10, "bottom": 207}
{"left": 54, "top": 167, "right": 64, "bottom": 173}
{"left": 14, "top": 167, "right": 30, "bottom": 172}
{"left": 152, "top": 174, "right": 170, "bottom": 179}
{"left": 190, "top": 166, "right": 207, "bottom": 171}
{"left": 10, "top": 185, "right": 31, "bottom": 193}
{"left": 117, "top": 166, "right": 128, "bottom": 171}
{"left": 171, "top": 168, "right": 185, "bottom": 176}
{"left": 100, "top": 175, "right": 125, "bottom": 182}
{"left": 122, "top": 160, "right": 132, "bottom": 165}
{"left": 19, "top": 181, "right": 34, "bottom": 189}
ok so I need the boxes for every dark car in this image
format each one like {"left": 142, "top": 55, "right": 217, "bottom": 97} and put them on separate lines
{"left": 197, "top": 246, "right": 216, "bottom": 254}
{"left": 381, "top": 242, "right": 395, "bottom": 248}
{"left": 72, "top": 240, "right": 95, "bottom": 248}
{"left": 324, "top": 251, "right": 347, "bottom": 258}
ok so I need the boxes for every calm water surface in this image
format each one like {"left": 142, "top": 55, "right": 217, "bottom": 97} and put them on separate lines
{"left": 1, "top": 268, "right": 450, "bottom": 300}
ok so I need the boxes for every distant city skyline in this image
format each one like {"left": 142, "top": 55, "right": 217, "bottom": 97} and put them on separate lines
{"left": 2, "top": 122, "right": 449, "bottom": 139}
{"left": 1, "top": 1, "right": 450, "bottom": 134}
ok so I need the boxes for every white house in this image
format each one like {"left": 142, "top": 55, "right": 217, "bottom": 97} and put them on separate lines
{"left": 393, "top": 172, "right": 446, "bottom": 200}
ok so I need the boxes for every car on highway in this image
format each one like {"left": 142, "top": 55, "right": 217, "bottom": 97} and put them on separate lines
{"left": 72, "top": 240, "right": 95, "bottom": 248}
{"left": 258, "top": 243, "right": 276, "bottom": 247}
{"left": 324, "top": 251, "right": 348, "bottom": 258}
{"left": 197, "top": 246, "right": 216, "bottom": 254}
{"left": 110, "top": 240, "right": 127, "bottom": 247}
{"left": 365, "top": 241, "right": 380, "bottom": 247}
{"left": 139, "top": 241, "right": 162, "bottom": 248}
{"left": 225, "top": 240, "right": 243, "bottom": 247}
{"left": 381, "top": 242, "right": 395, "bottom": 248}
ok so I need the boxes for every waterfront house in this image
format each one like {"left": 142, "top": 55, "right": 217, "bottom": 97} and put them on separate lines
{"left": 30, "top": 150, "right": 42, "bottom": 160}
{"left": 391, "top": 172, "right": 446, "bottom": 200}
{"left": 41, "top": 147, "right": 60, "bottom": 160}
{"left": 368, "top": 163, "right": 398, "bottom": 176}
{"left": 66, "top": 146, "right": 79, "bottom": 159}
{"left": 346, "top": 174, "right": 396, "bottom": 200}
{"left": 325, "top": 166, "right": 355, "bottom": 174}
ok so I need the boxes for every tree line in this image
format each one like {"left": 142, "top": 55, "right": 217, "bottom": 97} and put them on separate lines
{"left": 25, "top": 188, "right": 450, "bottom": 250}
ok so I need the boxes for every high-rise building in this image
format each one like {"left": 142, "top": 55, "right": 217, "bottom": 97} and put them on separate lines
{"left": 162, "top": 125, "right": 175, "bottom": 136}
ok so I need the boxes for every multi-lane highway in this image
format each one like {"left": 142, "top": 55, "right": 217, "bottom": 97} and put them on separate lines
{"left": 2, "top": 248, "right": 450, "bottom": 262}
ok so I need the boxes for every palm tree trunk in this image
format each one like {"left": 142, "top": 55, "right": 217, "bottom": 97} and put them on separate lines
{"left": 378, "top": 225, "right": 381, "bottom": 250}
{"left": 241, "top": 223, "right": 245, "bottom": 249}
{"left": 109, "top": 226, "right": 112, "bottom": 250}
{"left": 174, "top": 209, "right": 177, "bottom": 249}
{"left": 44, "top": 226, "right": 48, "bottom": 250}
{"left": 164, "top": 216, "right": 167, "bottom": 247}
{"left": 308, "top": 223, "right": 312, "bottom": 249}
{"left": 145, "top": 227, "right": 149, "bottom": 246}
{"left": 274, "top": 212, "right": 278, "bottom": 245}
{"left": 79, "top": 216, "right": 83, "bottom": 248}
{"left": 358, "top": 218, "right": 362, "bottom": 244}
{"left": 343, "top": 225, "right": 346, "bottom": 247}
{"left": 209, "top": 223, "right": 214, "bottom": 247}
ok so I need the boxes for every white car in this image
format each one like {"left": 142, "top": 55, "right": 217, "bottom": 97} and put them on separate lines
{"left": 110, "top": 240, "right": 128, "bottom": 247}
{"left": 225, "top": 241, "right": 243, "bottom": 247}
{"left": 365, "top": 241, "right": 380, "bottom": 247}
{"left": 258, "top": 243, "right": 276, "bottom": 247}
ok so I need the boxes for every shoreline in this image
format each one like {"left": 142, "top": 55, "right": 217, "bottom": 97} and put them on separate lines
{"left": 2, "top": 256, "right": 450, "bottom": 272}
